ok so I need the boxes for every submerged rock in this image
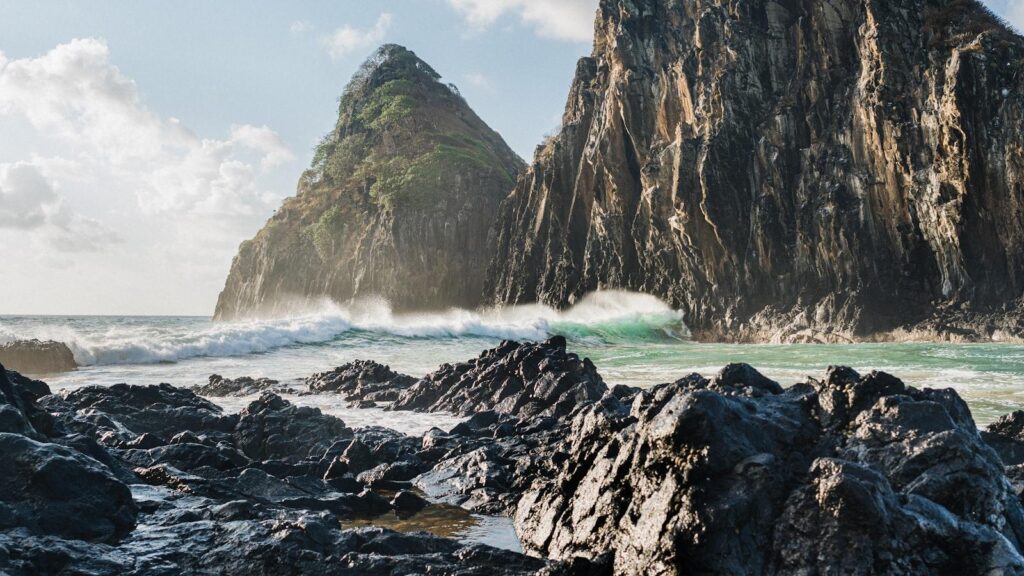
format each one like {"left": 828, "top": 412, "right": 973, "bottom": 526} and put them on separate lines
{"left": 0, "top": 340, "right": 76, "bottom": 374}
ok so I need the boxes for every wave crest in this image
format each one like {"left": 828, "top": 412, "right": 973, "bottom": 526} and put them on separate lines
{"left": 1, "top": 291, "right": 687, "bottom": 366}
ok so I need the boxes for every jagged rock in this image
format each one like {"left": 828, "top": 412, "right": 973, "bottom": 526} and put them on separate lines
{"left": 120, "top": 441, "right": 250, "bottom": 473}
{"left": 233, "top": 393, "right": 351, "bottom": 463}
{"left": 307, "top": 360, "right": 417, "bottom": 402}
{"left": 0, "top": 364, "right": 54, "bottom": 437}
{"left": 486, "top": 0, "right": 1024, "bottom": 343}
{"left": 0, "top": 340, "right": 76, "bottom": 374}
{"left": 214, "top": 44, "right": 524, "bottom": 319}
{"left": 984, "top": 411, "right": 1024, "bottom": 466}
{"left": 194, "top": 374, "right": 293, "bottom": 397}
{"left": 0, "top": 433, "right": 137, "bottom": 543}
{"left": 43, "top": 383, "right": 237, "bottom": 443}
{"left": 513, "top": 365, "right": 1024, "bottom": 575}
{"left": 392, "top": 336, "right": 607, "bottom": 418}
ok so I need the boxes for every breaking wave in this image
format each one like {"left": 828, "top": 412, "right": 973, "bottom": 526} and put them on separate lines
{"left": 0, "top": 291, "right": 687, "bottom": 366}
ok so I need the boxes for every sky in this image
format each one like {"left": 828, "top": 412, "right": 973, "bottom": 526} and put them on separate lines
{"left": 0, "top": 0, "right": 1020, "bottom": 317}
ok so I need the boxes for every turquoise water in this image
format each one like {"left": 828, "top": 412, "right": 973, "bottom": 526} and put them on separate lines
{"left": 3, "top": 291, "right": 1023, "bottom": 426}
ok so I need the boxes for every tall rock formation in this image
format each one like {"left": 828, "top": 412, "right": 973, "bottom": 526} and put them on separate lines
{"left": 216, "top": 45, "right": 523, "bottom": 320}
{"left": 487, "top": 0, "right": 1024, "bottom": 342}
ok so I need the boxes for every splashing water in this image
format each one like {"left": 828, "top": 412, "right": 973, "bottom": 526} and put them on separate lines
{"left": 3, "top": 290, "right": 1024, "bottom": 425}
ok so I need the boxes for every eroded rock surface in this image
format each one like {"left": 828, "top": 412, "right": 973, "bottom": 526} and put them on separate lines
{"left": 487, "top": 0, "right": 1024, "bottom": 342}
{"left": 194, "top": 374, "right": 295, "bottom": 397}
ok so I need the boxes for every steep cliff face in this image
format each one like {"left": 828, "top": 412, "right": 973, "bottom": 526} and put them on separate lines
{"left": 216, "top": 45, "right": 523, "bottom": 320}
{"left": 487, "top": 0, "right": 1024, "bottom": 342}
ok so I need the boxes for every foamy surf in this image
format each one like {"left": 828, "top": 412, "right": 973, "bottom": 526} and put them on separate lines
{"left": 0, "top": 291, "right": 688, "bottom": 366}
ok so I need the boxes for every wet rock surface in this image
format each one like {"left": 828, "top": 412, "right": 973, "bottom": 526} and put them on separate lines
{"left": 0, "top": 361, "right": 572, "bottom": 575}
{"left": 6, "top": 340, "right": 1024, "bottom": 575}
{"left": 0, "top": 340, "right": 76, "bottom": 375}
{"left": 307, "top": 360, "right": 417, "bottom": 402}
{"left": 393, "top": 336, "right": 607, "bottom": 418}
{"left": 194, "top": 374, "right": 296, "bottom": 397}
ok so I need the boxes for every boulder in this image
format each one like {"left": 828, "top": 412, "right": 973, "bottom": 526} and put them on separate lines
{"left": 194, "top": 374, "right": 294, "bottom": 397}
{"left": 392, "top": 336, "right": 606, "bottom": 418}
{"left": 233, "top": 393, "right": 351, "bottom": 462}
{"left": 44, "top": 383, "right": 236, "bottom": 443}
{"left": 0, "top": 433, "right": 137, "bottom": 543}
{"left": 307, "top": 360, "right": 416, "bottom": 402}
{"left": 0, "top": 340, "right": 76, "bottom": 374}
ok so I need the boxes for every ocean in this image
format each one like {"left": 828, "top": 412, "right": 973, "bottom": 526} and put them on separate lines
{"left": 3, "top": 290, "right": 1024, "bottom": 428}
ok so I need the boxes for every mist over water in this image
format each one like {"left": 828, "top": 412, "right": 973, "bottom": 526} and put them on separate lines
{"left": 3, "top": 290, "right": 1024, "bottom": 425}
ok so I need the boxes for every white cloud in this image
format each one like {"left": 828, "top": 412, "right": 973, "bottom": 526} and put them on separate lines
{"left": 320, "top": 13, "right": 393, "bottom": 61}
{"left": 0, "top": 38, "right": 293, "bottom": 222}
{"left": 463, "top": 72, "right": 492, "bottom": 90}
{"left": 0, "top": 38, "right": 297, "bottom": 312}
{"left": 447, "top": 0, "right": 596, "bottom": 42}
{"left": 290, "top": 20, "right": 312, "bottom": 34}
{"left": 0, "top": 161, "right": 119, "bottom": 252}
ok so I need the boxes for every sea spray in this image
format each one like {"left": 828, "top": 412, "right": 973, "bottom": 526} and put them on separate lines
{"left": 0, "top": 291, "right": 688, "bottom": 366}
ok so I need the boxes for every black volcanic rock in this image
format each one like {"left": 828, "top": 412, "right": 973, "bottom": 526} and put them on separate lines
{"left": 195, "top": 374, "right": 294, "bottom": 397}
{"left": 233, "top": 393, "right": 351, "bottom": 463}
{"left": 0, "top": 339, "right": 76, "bottom": 374}
{"left": 43, "top": 383, "right": 237, "bottom": 444}
{"left": 215, "top": 44, "right": 524, "bottom": 319}
{"left": 986, "top": 411, "right": 1024, "bottom": 466}
{"left": 513, "top": 365, "right": 1024, "bottom": 575}
{"left": 307, "top": 360, "right": 417, "bottom": 402}
{"left": 487, "top": 0, "right": 1024, "bottom": 342}
{"left": 0, "top": 433, "right": 137, "bottom": 543}
{"left": 0, "top": 364, "right": 54, "bottom": 437}
{"left": 6, "top": 339, "right": 1024, "bottom": 575}
{"left": 392, "top": 336, "right": 607, "bottom": 418}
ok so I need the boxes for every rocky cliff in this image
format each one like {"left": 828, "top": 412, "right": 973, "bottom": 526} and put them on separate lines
{"left": 215, "top": 45, "right": 523, "bottom": 320}
{"left": 487, "top": 0, "right": 1024, "bottom": 342}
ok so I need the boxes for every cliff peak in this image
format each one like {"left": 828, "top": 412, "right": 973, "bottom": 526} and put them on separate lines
{"left": 215, "top": 46, "right": 523, "bottom": 320}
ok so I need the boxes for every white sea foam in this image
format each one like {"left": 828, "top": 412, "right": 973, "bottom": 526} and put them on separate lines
{"left": 0, "top": 291, "right": 687, "bottom": 366}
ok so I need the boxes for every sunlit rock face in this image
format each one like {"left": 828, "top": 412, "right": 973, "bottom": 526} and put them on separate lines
{"left": 487, "top": 0, "right": 1024, "bottom": 342}
{"left": 215, "top": 45, "right": 523, "bottom": 320}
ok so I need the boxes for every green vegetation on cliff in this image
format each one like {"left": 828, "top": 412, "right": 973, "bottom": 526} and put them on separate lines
{"left": 305, "top": 44, "right": 513, "bottom": 210}
{"left": 214, "top": 44, "right": 524, "bottom": 319}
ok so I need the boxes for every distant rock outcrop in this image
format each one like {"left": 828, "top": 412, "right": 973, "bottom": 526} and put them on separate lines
{"left": 215, "top": 45, "right": 523, "bottom": 320}
{"left": 0, "top": 340, "right": 76, "bottom": 374}
{"left": 487, "top": 0, "right": 1024, "bottom": 342}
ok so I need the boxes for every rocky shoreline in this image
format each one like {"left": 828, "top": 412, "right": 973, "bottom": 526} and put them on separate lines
{"left": 5, "top": 337, "right": 1024, "bottom": 574}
